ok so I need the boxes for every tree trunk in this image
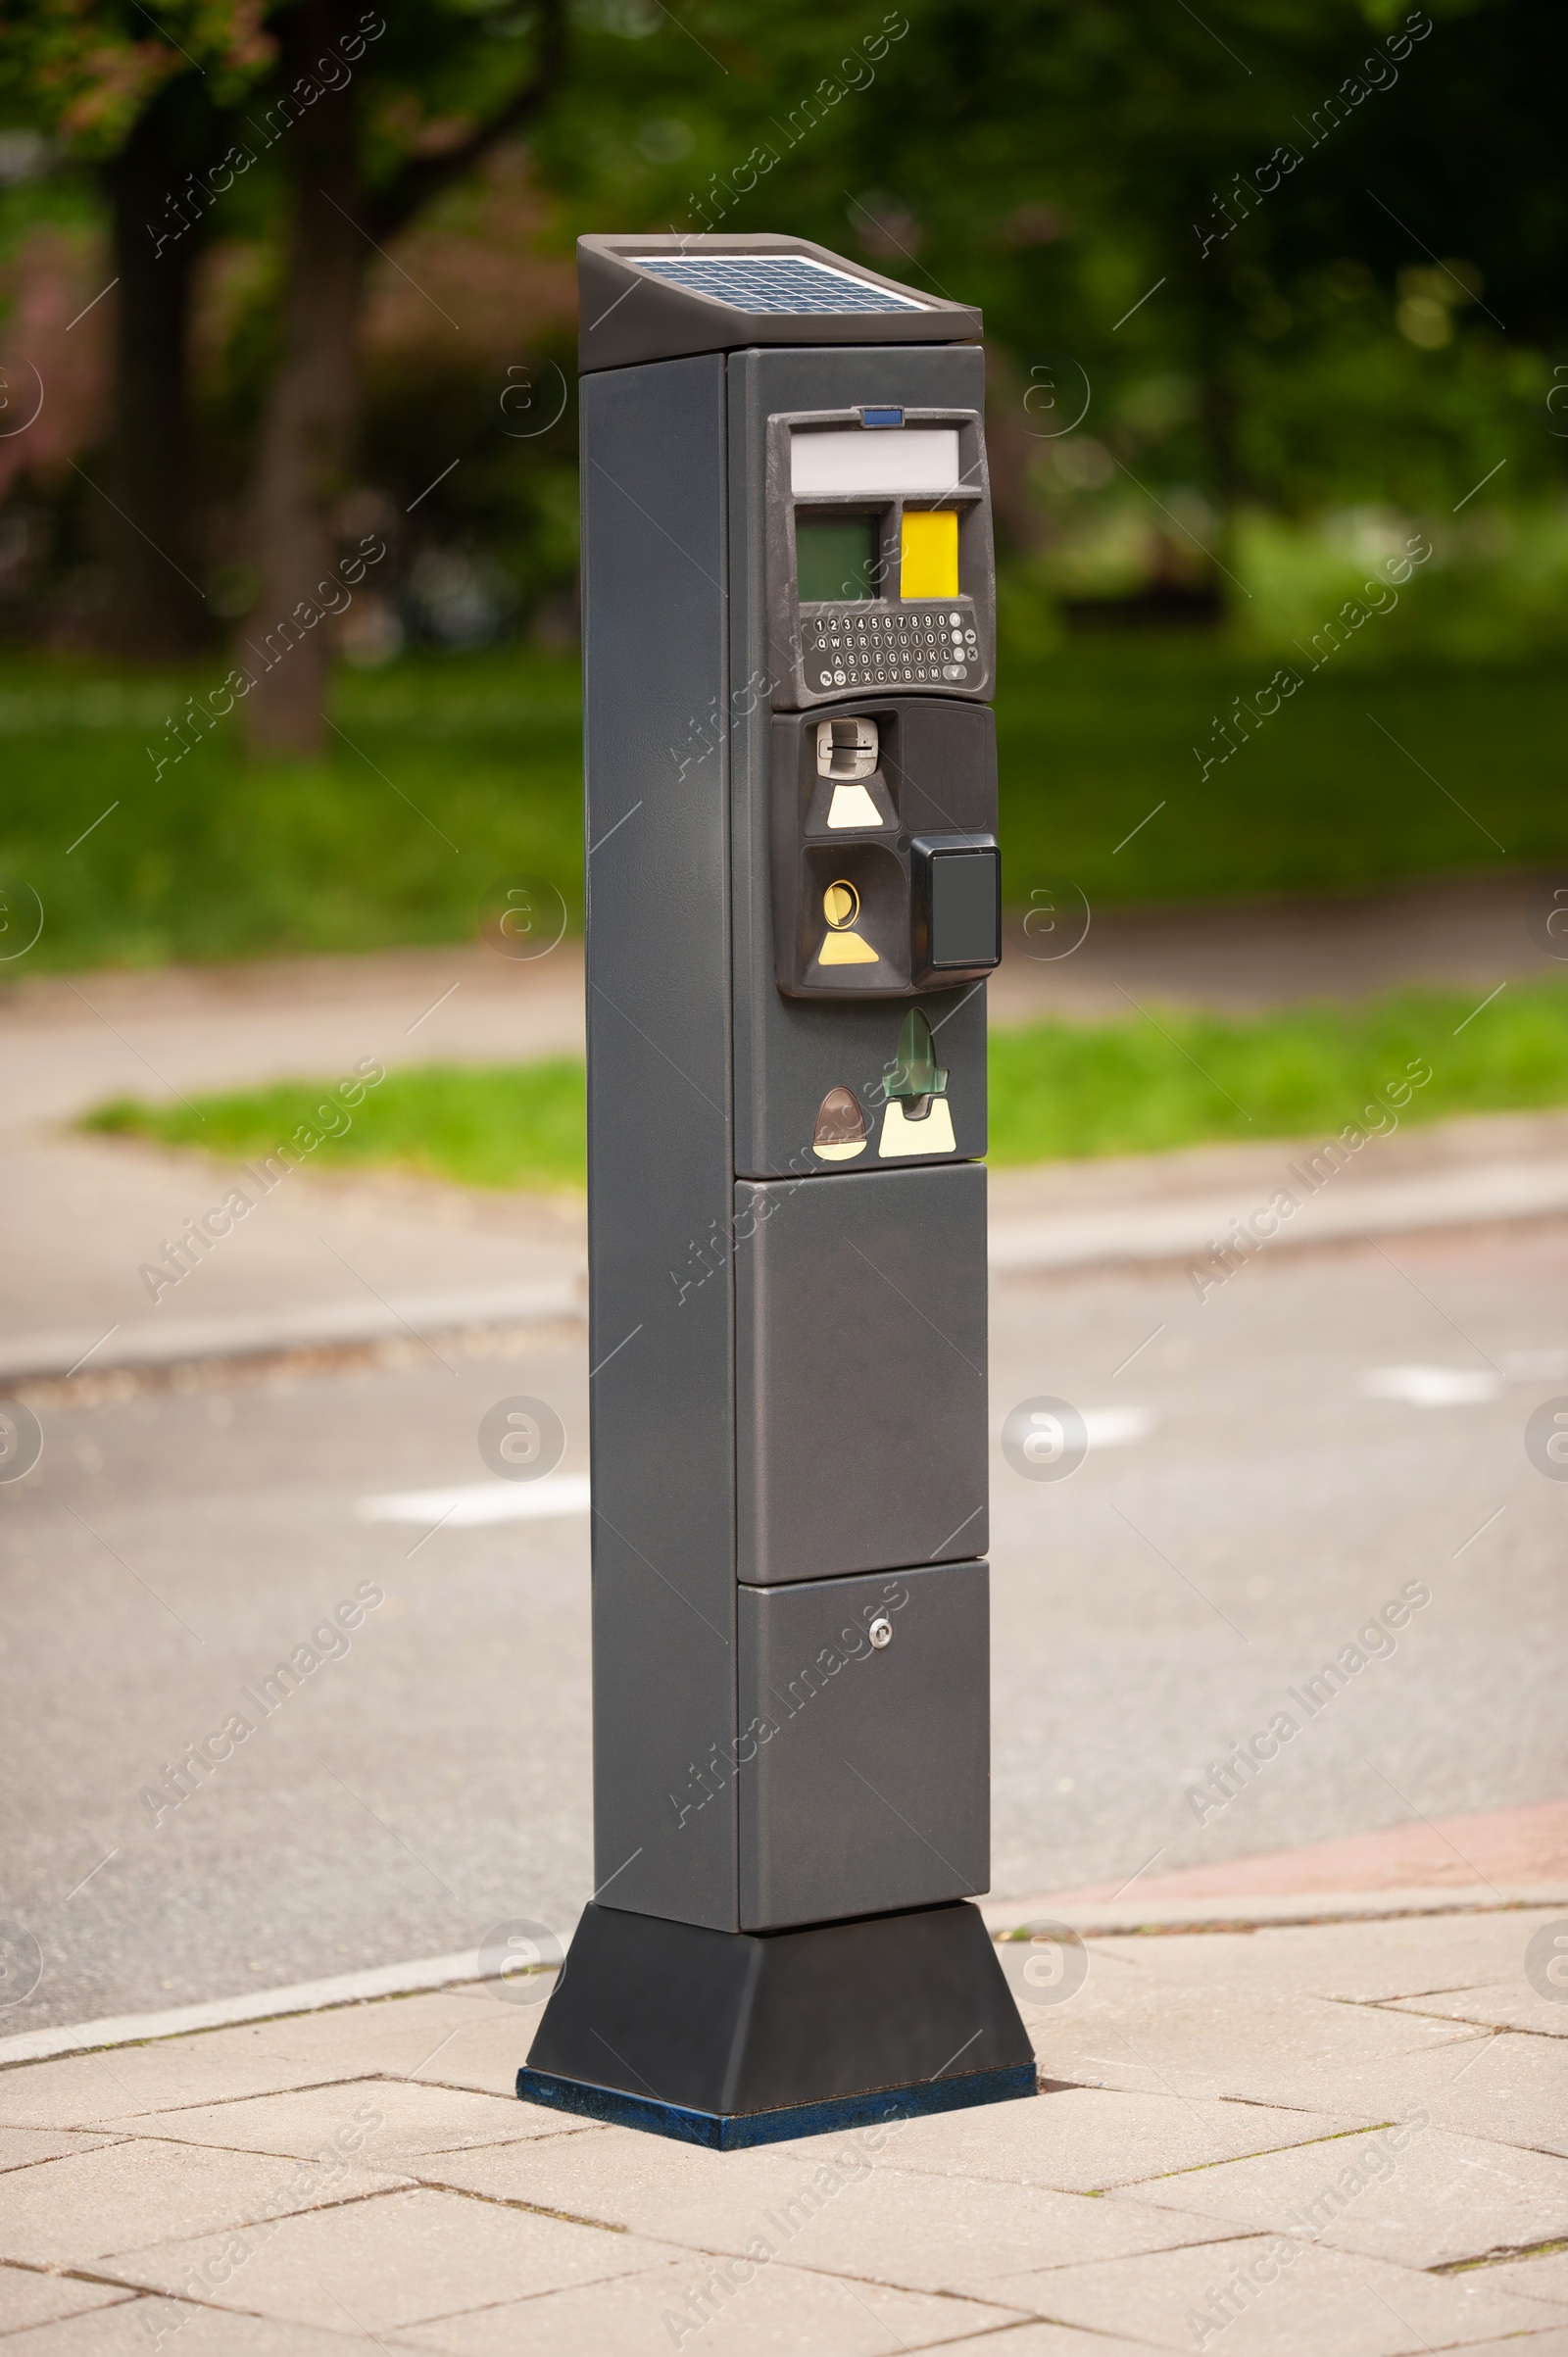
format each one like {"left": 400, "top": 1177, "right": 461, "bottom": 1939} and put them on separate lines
{"left": 244, "top": 1, "right": 367, "bottom": 758}
{"left": 99, "top": 80, "right": 221, "bottom": 659}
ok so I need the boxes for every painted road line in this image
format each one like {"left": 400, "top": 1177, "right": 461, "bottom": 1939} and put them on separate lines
{"left": 356, "top": 1474, "right": 593, "bottom": 1526}
{"left": 1360, "top": 1366, "right": 1501, "bottom": 1405}
{"left": 1082, "top": 1406, "right": 1152, "bottom": 1448}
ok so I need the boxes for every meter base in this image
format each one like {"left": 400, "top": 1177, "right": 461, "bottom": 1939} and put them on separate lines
{"left": 515, "top": 1896, "right": 1036, "bottom": 2150}
{"left": 516, "top": 2060, "right": 1036, "bottom": 2150}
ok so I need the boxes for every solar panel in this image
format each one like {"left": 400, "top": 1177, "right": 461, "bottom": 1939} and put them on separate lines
{"left": 634, "top": 254, "right": 926, "bottom": 316}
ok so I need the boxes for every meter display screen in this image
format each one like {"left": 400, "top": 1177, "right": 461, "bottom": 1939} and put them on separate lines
{"left": 797, "top": 516, "right": 878, "bottom": 604}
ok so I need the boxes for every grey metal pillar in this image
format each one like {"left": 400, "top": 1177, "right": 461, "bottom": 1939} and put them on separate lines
{"left": 518, "top": 234, "right": 1033, "bottom": 2148}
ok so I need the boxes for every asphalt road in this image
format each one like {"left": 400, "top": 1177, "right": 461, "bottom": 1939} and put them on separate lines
{"left": 4, "top": 1217, "right": 1565, "bottom": 2032}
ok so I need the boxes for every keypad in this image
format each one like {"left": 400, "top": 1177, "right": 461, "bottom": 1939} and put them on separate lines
{"left": 803, "top": 604, "right": 981, "bottom": 692}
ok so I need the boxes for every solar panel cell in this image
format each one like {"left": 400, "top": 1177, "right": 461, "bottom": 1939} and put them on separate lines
{"left": 635, "top": 254, "right": 926, "bottom": 315}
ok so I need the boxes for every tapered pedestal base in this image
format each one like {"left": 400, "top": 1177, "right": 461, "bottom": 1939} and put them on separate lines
{"left": 516, "top": 1897, "right": 1036, "bottom": 2150}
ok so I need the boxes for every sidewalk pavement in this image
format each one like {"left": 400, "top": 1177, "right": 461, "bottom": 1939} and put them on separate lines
{"left": 13, "top": 1101, "right": 1568, "bottom": 1387}
{"left": 1, "top": 1804, "right": 1564, "bottom": 2356}
{"left": 0, "top": 945, "right": 591, "bottom": 1386}
{"left": 986, "top": 867, "right": 1554, "bottom": 1023}
{"left": 3, "top": 873, "right": 1566, "bottom": 1384}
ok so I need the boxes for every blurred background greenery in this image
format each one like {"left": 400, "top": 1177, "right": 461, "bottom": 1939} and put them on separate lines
{"left": 0, "top": 0, "right": 1563, "bottom": 976}
{"left": 85, "top": 978, "right": 1568, "bottom": 1184}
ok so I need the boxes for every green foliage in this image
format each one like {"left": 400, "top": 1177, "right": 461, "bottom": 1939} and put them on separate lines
{"left": 540, "top": 0, "right": 1568, "bottom": 586}
{"left": 0, "top": 3, "right": 273, "bottom": 156}
{"left": 6, "top": 0, "right": 1566, "bottom": 645}
{"left": 0, "top": 650, "right": 582, "bottom": 969}
{"left": 85, "top": 1055, "right": 589, "bottom": 1190}
{"left": 84, "top": 977, "right": 1568, "bottom": 1187}
{"left": 988, "top": 981, "right": 1568, "bottom": 1163}
{"left": 996, "top": 638, "right": 1568, "bottom": 906}
{"left": 2, "top": 641, "right": 1567, "bottom": 971}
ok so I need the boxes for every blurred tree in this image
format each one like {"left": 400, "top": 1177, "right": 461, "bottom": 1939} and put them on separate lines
{"left": 0, "top": 4, "right": 273, "bottom": 655}
{"left": 5, "top": 0, "right": 1562, "bottom": 670}
{"left": 241, "top": 0, "right": 566, "bottom": 755}
{"left": 537, "top": 0, "right": 1560, "bottom": 606}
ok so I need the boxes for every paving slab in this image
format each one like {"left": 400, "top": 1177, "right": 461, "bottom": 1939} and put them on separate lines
{"left": 1107, "top": 2122, "right": 1568, "bottom": 2271}
{"left": 854, "top": 2086, "right": 1367, "bottom": 2193}
{"left": 1084, "top": 1908, "right": 1568, "bottom": 2004}
{"left": 0, "top": 2271, "right": 133, "bottom": 2334}
{"left": 393, "top": 2257, "right": 1019, "bottom": 2356}
{"left": 0, "top": 2037, "right": 378, "bottom": 2131}
{"left": 1268, "top": 2029, "right": 1568, "bottom": 2157}
{"left": 0, "top": 2302, "right": 390, "bottom": 2352}
{"left": 2, "top": 1908, "right": 1564, "bottom": 2351}
{"left": 104, "top": 2185, "right": 680, "bottom": 2333}
{"left": 1023, "top": 1971, "right": 1488, "bottom": 2108}
{"left": 931, "top": 2331, "right": 1183, "bottom": 2357}
{"left": 1037, "top": 1912, "right": 1567, "bottom": 2006}
{"left": 1472, "top": 2247, "right": 1568, "bottom": 2308}
{"left": 1424, "top": 2335, "right": 1568, "bottom": 2357}
{"left": 0, "top": 2129, "right": 124, "bottom": 2173}
{"left": 988, "top": 2232, "right": 1568, "bottom": 2355}
{"left": 0, "top": 2137, "right": 412, "bottom": 2267}
{"left": 248, "top": 1989, "right": 554, "bottom": 2097}
{"left": 418, "top": 2135, "right": 1236, "bottom": 2295}
{"left": 129, "top": 2078, "right": 573, "bottom": 2165}
{"left": 1381, "top": 1983, "right": 1568, "bottom": 2038}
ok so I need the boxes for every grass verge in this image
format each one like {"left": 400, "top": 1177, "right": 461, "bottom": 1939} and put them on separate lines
{"left": 2, "top": 640, "right": 1566, "bottom": 971}
{"left": 85, "top": 1057, "right": 588, "bottom": 1194}
{"left": 83, "top": 979, "right": 1568, "bottom": 1189}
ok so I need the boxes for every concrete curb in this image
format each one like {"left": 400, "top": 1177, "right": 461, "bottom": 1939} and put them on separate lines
{"left": 7, "top": 1153, "right": 1568, "bottom": 1385}
{"left": 0, "top": 1278, "right": 585, "bottom": 1386}
{"left": 981, "top": 1884, "right": 1568, "bottom": 1939}
{"left": 10, "top": 1882, "right": 1564, "bottom": 2069}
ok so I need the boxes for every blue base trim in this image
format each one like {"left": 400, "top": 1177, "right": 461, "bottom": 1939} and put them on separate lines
{"left": 515, "top": 2060, "right": 1037, "bottom": 2149}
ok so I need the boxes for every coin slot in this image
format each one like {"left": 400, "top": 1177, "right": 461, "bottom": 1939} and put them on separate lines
{"left": 818, "top": 878, "right": 878, "bottom": 965}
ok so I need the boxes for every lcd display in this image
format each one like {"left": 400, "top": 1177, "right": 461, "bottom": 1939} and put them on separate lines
{"left": 797, "top": 516, "right": 878, "bottom": 604}
{"left": 791, "top": 427, "right": 960, "bottom": 497}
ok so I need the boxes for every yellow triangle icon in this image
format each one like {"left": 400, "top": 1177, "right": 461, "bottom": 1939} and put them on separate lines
{"left": 818, "top": 928, "right": 879, "bottom": 964}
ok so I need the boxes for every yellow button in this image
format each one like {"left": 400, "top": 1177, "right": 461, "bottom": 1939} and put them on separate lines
{"left": 900, "top": 510, "right": 958, "bottom": 600}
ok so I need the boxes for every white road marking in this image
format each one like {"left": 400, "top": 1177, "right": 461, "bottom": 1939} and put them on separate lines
{"left": 1083, "top": 1407, "right": 1153, "bottom": 1449}
{"left": 356, "top": 1475, "right": 592, "bottom": 1526}
{"left": 1360, "top": 1365, "right": 1501, "bottom": 1406}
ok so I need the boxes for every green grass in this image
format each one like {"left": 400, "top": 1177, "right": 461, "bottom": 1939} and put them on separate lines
{"left": 995, "top": 638, "right": 1568, "bottom": 908}
{"left": 1, "top": 637, "right": 1565, "bottom": 974}
{"left": 83, "top": 978, "right": 1568, "bottom": 1187}
{"left": 985, "top": 983, "right": 1568, "bottom": 1162}
{"left": 85, "top": 1056, "right": 588, "bottom": 1193}
{"left": 0, "top": 654, "right": 584, "bottom": 973}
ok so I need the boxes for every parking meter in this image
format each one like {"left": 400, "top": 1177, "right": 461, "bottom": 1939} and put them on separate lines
{"left": 518, "top": 234, "right": 1034, "bottom": 2147}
